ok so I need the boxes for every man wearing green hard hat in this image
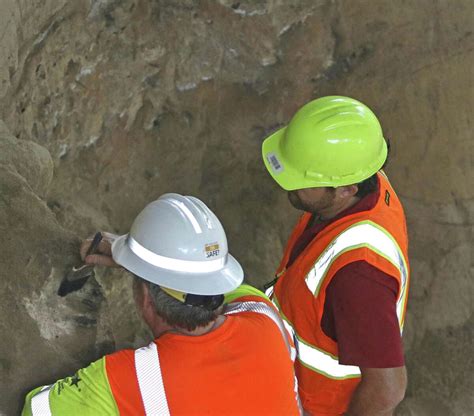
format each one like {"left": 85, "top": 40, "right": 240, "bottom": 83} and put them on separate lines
{"left": 262, "top": 96, "right": 410, "bottom": 416}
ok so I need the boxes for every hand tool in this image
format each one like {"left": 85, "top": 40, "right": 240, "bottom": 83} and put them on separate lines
{"left": 57, "top": 232, "right": 103, "bottom": 296}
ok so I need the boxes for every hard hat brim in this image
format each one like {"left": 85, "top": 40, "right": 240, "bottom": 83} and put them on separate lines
{"left": 111, "top": 234, "right": 244, "bottom": 295}
{"left": 262, "top": 127, "right": 310, "bottom": 191}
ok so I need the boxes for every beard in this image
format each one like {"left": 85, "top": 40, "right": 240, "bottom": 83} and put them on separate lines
{"left": 287, "top": 191, "right": 307, "bottom": 211}
{"left": 287, "top": 189, "right": 336, "bottom": 214}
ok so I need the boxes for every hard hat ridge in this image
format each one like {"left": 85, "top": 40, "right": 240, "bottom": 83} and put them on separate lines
{"left": 186, "top": 196, "right": 217, "bottom": 230}
{"left": 160, "top": 193, "right": 207, "bottom": 234}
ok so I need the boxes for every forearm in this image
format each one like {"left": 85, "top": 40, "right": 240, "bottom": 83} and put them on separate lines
{"left": 346, "top": 367, "right": 407, "bottom": 416}
{"left": 346, "top": 382, "right": 396, "bottom": 416}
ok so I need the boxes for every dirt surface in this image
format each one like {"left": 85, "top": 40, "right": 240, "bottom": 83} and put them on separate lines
{"left": 0, "top": 1, "right": 472, "bottom": 414}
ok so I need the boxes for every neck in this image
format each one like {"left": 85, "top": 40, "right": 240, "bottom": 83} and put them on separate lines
{"left": 151, "top": 315, "right": 226, "bottom": 338}
{"left": 317, "top": 195, "right": 361, "bottom": 221}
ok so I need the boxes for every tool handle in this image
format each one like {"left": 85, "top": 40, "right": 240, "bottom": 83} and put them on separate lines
{"left": 86, "top": 232, "right": 103, "bottom": 256}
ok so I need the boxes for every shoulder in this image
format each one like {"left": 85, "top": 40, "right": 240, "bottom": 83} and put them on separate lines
{"left": 105, "top": 347, "right": 135, "bottom": 367}
{"left": 224, "top": 284, "right": 279, "bottom": 319}
{"left": 104, "top": 346, "right": 140, "bottom": 388}
{"left": 224, "top": 285, "right": 292, "bottom": 350}
{"left": 224, "top": 283, "right": 272, "bottom": 304}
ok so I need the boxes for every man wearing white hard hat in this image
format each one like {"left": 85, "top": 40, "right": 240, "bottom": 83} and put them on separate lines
{"left": 22, "top": 194, "right": 300, "bottom": 415}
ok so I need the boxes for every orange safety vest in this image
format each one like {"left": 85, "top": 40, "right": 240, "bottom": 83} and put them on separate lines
{"left": 105, "top": 295, "right": 300, "bottom": 415}
{"left": 269, "top": 172, "right": 410, "bottom": 415}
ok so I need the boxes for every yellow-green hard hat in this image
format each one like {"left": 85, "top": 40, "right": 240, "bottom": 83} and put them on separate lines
{"left": 262, "top": 96, "right": 388, "bottom": 190}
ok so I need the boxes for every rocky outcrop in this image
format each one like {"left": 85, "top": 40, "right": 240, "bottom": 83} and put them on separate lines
{"left": 0, "top": 120, "right": 88, "bottom": 413}
{"left": 0, "top": 1, "right": 472, "bottom": 414}
{"left": 0, "top": 121, "right": 149, "bottom": 414}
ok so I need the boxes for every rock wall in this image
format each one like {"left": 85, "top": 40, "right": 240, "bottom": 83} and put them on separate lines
{"left": 0, "top": 1, "right": 472, "bottom": 414}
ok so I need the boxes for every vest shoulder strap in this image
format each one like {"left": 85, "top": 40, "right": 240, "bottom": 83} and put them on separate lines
{"left": 303, "top": 220, "right": 409, "bottom": 329}
{"left": 225, "top": 301, "right": 295, "bottom": 359}
{"left": 305, "top": 221, "right": 408, "bottom": 296}
{"left": 134, "top": 342, "right": 170, "bottom": 416}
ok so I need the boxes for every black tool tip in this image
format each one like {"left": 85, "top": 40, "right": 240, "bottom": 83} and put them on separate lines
{"left": 57, "top": 276, "right": 91, "bottom": 297}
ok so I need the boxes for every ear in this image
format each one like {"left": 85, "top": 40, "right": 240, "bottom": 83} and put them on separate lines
{"left": 336, "top": 185, "right": 358, "bottom": 199}
{"left": 140, "top": 284, "right": 157, "bottom": 317}
{"left": 134, "top": 279, "right": 155, "bottom": 318}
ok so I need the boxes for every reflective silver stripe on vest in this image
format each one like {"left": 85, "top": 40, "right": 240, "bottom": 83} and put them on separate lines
{"left": 264, "top": 286, "right": 274, "bottom": 298}
{"left": 135, "top": 342, "right": 170, "bottom": 416}
{"left": 273, "top": 298, "right": 361, "bottom": 380}
{"left": 304, "top": 221, "right": 408, "bottom": 327}
{"left": 225, "top": 301, "right": 295, "bottom": 358}
{"left": 31, "top": 385, "right": 53, "bottom": 416}
{"left": 298, "top": 337, "right": 360, "bottom": 379}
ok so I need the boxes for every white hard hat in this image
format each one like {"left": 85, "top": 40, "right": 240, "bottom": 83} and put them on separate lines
{"left": 111, "top": 194, "right": 244, "bottom": 295}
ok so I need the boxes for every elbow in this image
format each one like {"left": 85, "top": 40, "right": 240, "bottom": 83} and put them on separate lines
{"left": 383, "top": 385, "right": 406, "bottom": 409}
{"left": 379, "top": 370, "right": 407, "bottom": 410}
{"left": 358, "top": 366, "right": 408, "bottom": 412}
{"left": 394, "top": 367, "right": 408, "bottom": 405}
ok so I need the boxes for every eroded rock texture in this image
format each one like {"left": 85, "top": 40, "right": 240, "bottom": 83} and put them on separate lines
{"left": 0, "top": 1, "right": 472, "bottom": 414}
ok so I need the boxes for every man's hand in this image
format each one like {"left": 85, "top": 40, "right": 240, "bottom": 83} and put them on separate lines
{"left": 80, "top": 233, "right": 120, "bottom": 268}
{"left": 345, "top": 366, "right": 407, "bottom": 416}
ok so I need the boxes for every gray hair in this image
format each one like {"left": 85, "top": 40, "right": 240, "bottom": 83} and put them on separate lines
{"left": 136, "top": 276, "right": 224, "bottom": 331}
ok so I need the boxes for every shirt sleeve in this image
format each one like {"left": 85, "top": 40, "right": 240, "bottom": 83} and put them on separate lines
{"left": 322, "top": 261, "right": 405, "bottom": 368}
{"left": 22, "top": 357, "right": 119, "bottom": 416}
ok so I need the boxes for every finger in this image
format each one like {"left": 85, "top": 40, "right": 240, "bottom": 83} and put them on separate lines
{"left": 80, "top": 239, "right": 112, "bottom": 260}
{"left": 85, "top": 254, "right": 119, "bottom": 268}
{"left": 96, "top": 240, "right": 112, "bottom": 256}
{"left": 80, "top": 240, "right": 93, "bottom": 260}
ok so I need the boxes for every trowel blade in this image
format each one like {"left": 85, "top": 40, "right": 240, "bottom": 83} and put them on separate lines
{"left": 57, "top": 265, "right": 95, "bottom": 296}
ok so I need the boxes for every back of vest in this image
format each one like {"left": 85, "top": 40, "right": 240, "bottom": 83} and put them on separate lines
{"left": 106, "top": 311, "right": 300, "bottom": 415}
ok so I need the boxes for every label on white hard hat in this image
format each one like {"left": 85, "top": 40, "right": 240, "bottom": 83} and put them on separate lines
{"left": 205, "top": 242, "right": 220, "bottom": 259}
{"left": 266, "top": 152, "right": 284, "bottom": 174}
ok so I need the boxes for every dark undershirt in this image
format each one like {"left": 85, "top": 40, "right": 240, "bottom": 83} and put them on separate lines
{"left": 287, "top": 181, "right": 404, "bottom": 367}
